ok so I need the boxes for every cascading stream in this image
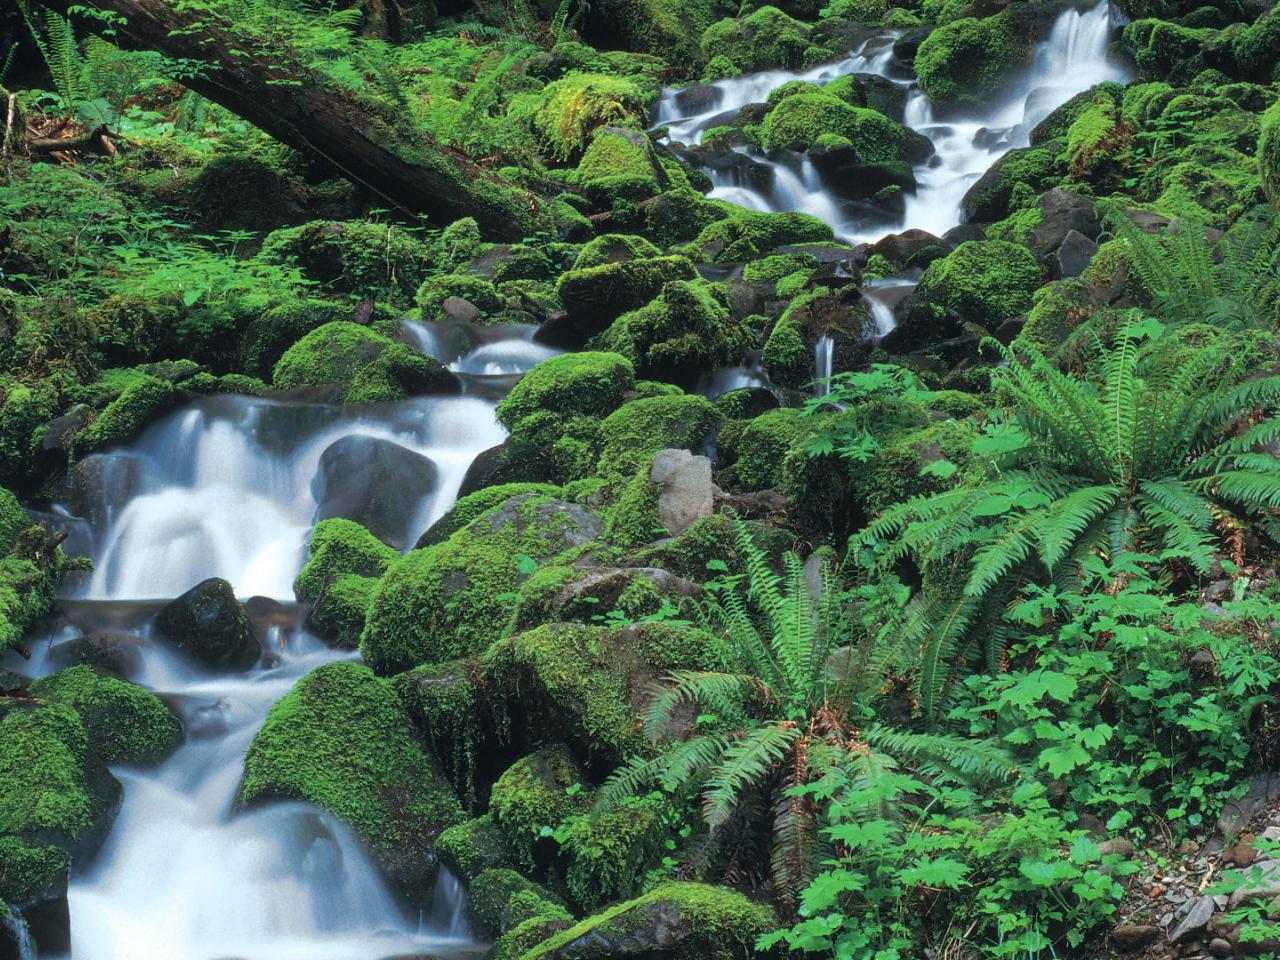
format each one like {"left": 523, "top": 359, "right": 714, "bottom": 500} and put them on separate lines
{"left": 4, "top": 326, "right": 548, "bottom": 960}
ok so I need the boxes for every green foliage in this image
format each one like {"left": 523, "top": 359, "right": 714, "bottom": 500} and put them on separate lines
{"left": 526, "top": 73, "right": 648, "bottom": 160}
{"left": 1262, "top": 102, "right": 1280, "bottom": 207}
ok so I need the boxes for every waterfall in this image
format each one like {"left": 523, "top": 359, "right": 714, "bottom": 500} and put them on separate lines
{"left": 657, "top": 1, "right": 1131, "bottom": 245}
{"left": 423, "top": 868, "right": 474, "bottom": 942}
{"left": 814, "top": 336, "right": 834, "bottom": 396}
{"left": 3, "top": 908, "right": 35, "bottom": 960}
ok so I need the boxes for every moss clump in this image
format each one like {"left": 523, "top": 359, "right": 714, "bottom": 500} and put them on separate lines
{"left": 0, "top": 487, "right": 29, "bottom": 556}
{"left": 915, "top": 13, "right": 1033, "bottom": 110}
{"left": 743, "top": 253, "right": 819, "bottom": 284}
{"left": 0, "top": 702, "right": 100, "bottom": 846}
{"left": 308, "top": 574, "right": 378, "bottom": 650}
{"left": 963, "top": 138, "right": 1066, "bottom": 223}
{"left": 0, "top": 550, "right": 62, "bottom": 657}
{"left": 239, "top": 299, "right": 347, "bottom": 379}
{"left": 1261, "top": 102, "right": 1280, "bottom": 207}
{"left": 761, "top": 289, "right": 823, "bottom": 389}
{"left": 70, "top": 374, "right": 179, "bottom": 456}
{"left": 906, "top": 240, "right": 1041, "bottom": 328}
{"left": 28, "top": 667, "right": 182, "bottom": 767}
{"left": 434, "top": 815, "right": 516, "bottom": 883}
{"left": 575, "top": 130, "right": 662, "bottom": 188}
{"left": 761, "top": 95, "right": 907, "bottom": 156}
{"left": 272, "top": 321, "right": 456, "bottom": 402}
{"left": 469, "top": 868, "right": 570, "bottom": 940}
{"left": 257, "top": 220, "right": 432, "bottom": 304}
{"left": 562, "top": 795, "right": 669, "bottom": 911}
{"left": 527, "top": 73, "right": 649, "bottom": 161}
{"left": 572, "top": 234, "right": 661, "bottom": 271}
{"left": 1064, "top": 98, "right": 1132, "bottom": 184}
{"left": 1122, "top": 19, "right": 1219, "bottom": 83}
{"left": 555, "top": 256, "right": 699, "bottom": 333}
{"left": 700, "top": 6, "right": 814, "bottom": 72}
{"left": 238, "top": 661, "right": 464, "bottom": 898}
{"left": 415, "top": 274, "right": 504, "bottom": 320}
{"left": 524, "top": 882, "right": 776, "bottom": 960}
{"left": 583, "top": 0, "right": 724, "bottom": 76}
{"left": 293, "top": 518, "right": 399, "bottom": 603}
{"left": 497, "top": 352, "right": 636, "bottom": 429}
{"left": 729, "top": 408, "right": 808, "bottom": 489}
{"left": 493, "top": 912, "right": 574, "bottom": 960}
{"left": 0, "top": 836, "right": 69, "bottom": 907}
{"left": 490, "top": 745, "right": 591, "bottom": 871}
{"left": 592, "top": 280, "right": 750, "bottom": 384}
{"left": 823, "top": 0, "right": 889, "bottom": 20}
{"left": 360, "top": 495, "right": 603, "bottom": 674}
{"left": 687, "top": 209, "right": 833, "bottom": 263}
{"left": 1018, "top": 280, "right": 1096, "bottom": 351}
{"left": 597, "top": 393, "right": 723, "bottom": 480}
{"left": 416, "top": 482, "right": 564, "bottom": 549}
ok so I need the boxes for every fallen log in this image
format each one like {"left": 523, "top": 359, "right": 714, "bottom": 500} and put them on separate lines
{"left": 39, "top": 0, "right": 542, "bottom": 239}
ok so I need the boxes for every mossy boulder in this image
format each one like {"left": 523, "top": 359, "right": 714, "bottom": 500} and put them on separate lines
{"left": 68, "top": 374, "right": 182, "bottom": 456}
{"left": 1122, "top": 18, "right": 1225, "bottom": 83}
{"left": 552, "top": 257, "right": 699, "bottom": 346}
{"left": 760, "top": 95, "right": 918, "bottom": 161}
{"left": 596, "top": 394, "right": 723, "bottom": 480}
{"left": 416, "top": 482, "right": 564, "bottom": 549}
{"left": 962, "top": 138, "right": 1066, "bottom": 223}
{"left": 591, "top": 280, "right": 751, "bottom": 385}
{"left": 490, "top": 745, "right": 591, "bottom": 872}
{"left": 528, "top": 73, "right": 650, "bottom": 161}
{"left": 0, "top": 539, "right": 66, "bottom": 658}
{"left": 915, "top": 12, "right": 1034, "bottom": 111}
{"left": 725, "top": 407, "right": 808, "bottom": 490}
{"left": 891, "top": 240, "right": 1040, "bottom": 350}
{"left": 258, "top": 220, "right": 433, "bottom": 304}
{"left": 293, "top": 518, "right": 397, "bottom": 604}
{"left": 763, "top": 287, "right": 874, "bottom": 389}
{"left": 271, "top": 321, "right": 459, "bottom": 402}
{"left": 497, "top": 352, "right": 636, "bottom": 429}
{"left": 483, "top": 622, "right": 721, "bottom": 765}
{"left": 582, "top": 0, "right": 727, "bottom": 76}
{"left": 238, "top": 661, "right": 464, "bottom": 901}
{"left": 700, "top": 6, "right": 815, "bottom": 72}
{"left": 415, "top": 274, "right": 505, "bottom": 321}
{"left": 574, "top": 128, "right": 668, "bottom": 201}
{"left": 360, "top": 495, "right": 604, "bottom": 674}
{"left": 27, "top": 667, "right": 182, "bottom": 766}
{"left": 685, "top": 209, "right": 834, "bottom": 262}
{"left": 0, "top": 487, "right": 29, "bottom": 556}
{"left": 573, "top": 234, "right": 662, "bottom": 270}
{"left": 0, "top": 835, "right": 69, "bottom": 950}
{"left": 523, "top": 881, "right": 776, "bottom": 960}
{"left": 560, "top": 795, "right": 671, "bottom": 911}
{"left": 434, "top": 815, "right": 516, "bottom": 883}
{"left": 239, "top": 299, "right": 349, "bottom": 380}
{"left": 469, "top": 867, "right": 571, "bottom": 942}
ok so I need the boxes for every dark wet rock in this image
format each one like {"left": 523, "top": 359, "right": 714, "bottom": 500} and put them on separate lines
{"left": 870, "top": 229, "right": 952, "bottom": 270}
{"left": 455, "top": 442, "right": 510, "bottom": 501}
{"left": 892, "top": 26, "right": 930, "bottom": 62}
{"left": 153, "top": 578, "right": 260, "bottom": 672}
{"left": 1026, "top": 188, "right": 1102, "bottom": 268}
{"left": 810, "top": 149, "right": 919, "bottom": 209}
{"left": 0, "top": 668, "right": 26, "bottom": 696}
{"left": 1112, "top": 924, "right": 1162, "bottom": 952}
{"left": 311, "top": 436, "right": 438, "bottom": 550}
{"left": 881, "top": 305, "right": 961, "bottom": 355}
{"left": 672, "top": 143, "right": 774, "bottom": 194}
{"left": 439, "top": 296, "right": 483, "bottom": 324}
{"left": 943, "top": 223, "right": 988, "bottom": 245}
{"left": 48, "top": 632, "right": 144, "bottom": 677}
{"left": 33, "top": 405, "right": 92, "bottom": 477}
{"left": 1053, "top": 229, "right": 1099, "bottom": 279}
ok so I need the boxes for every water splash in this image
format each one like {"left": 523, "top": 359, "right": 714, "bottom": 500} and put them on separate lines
{"left": 2, "top": 907, "right": 35, "bottom": 960}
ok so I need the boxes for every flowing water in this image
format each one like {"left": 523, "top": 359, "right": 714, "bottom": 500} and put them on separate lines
{"left": 4, "top": 8, "right": 1129, "bottom": 956}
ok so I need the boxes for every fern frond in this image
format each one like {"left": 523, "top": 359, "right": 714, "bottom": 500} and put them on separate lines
{"left": 702, "top": 723, "right": 800, "bottom": 828}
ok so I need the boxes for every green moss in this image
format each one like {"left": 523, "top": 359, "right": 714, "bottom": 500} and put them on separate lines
{"left": 908, "top": 240, "right": 1041, "bottom": 328}
{"left": 0, "top": 702, "right": 95, "bottom": 844}
{"left": 361, "top": 495, "right": 603, "bottom": 674}
{"left": 239, "top": 661, "right": 464, "bottom": 897}
{"left": 0, "top": 488, "right": 29, "bottom": 556}
{"left": 0, "top": 550, "right": 62, "bottom": 657}
{"left": 585, "top": 0, "right": 725, "bottom": 76}
{"left": 434, "top": 815, "right": 516, "bottom": 882}
{"left": 28, "top": 667, "right": 181, "bottom": 766}
{"left": 308, "top": 574, "right": 377, "bottom": 650}
{"left": 915, "top": 13, "right": 1033, "bottom": 110}
{"left": 1261, "top": 102, "right": 1280, "bottom": 207}
{"left": 1064, "top": 98, "right": 1132, "bottom": 184}
{"left": 497, "top": 352, "right": 636, "bottom": 430}
{"left": 469, "top": 868, "right": 569, "bottom": 939}
{"left": 239, "top": 299, "right": 347, "bottom": 379}
{"left": 492, "top": 912, "right": 574, "bottom": 960}
{"left": 822, "top": 0, "right": 889, "bottom": 20}
{"left": 562, "top": 795, "right": 668, "bottom": 911}
{"left": 1122, "top": 18, "right": 1220, "bottom": 83}
{"left": 743, "top": 253, "right": 819, "bottom": 284}
{"left": 70, "top": 375, "right": 178, "bottom": 456}
{"left": 527, "top": 73, "right": 649, "bottom": 160}
{"left": 1018, "top": 280, "right": 1096, "bottom": 352}
{"left": 555, "top": 256, "right": 699, "bottom": 330}
{"left": 730, "top": 408, "right": 808, "bottom": 489}
{"left": 576, "top": 131, "right": 661, "bottom": 186}
{"left": 597, "top": 393, "right": 722, "bottom": 480}
{"left": 761, "top": 95, "right": 908, "bottom": 156}
{"left": 524, "top": 882, "right": 776, "bottom": 960}
{"left": 687, "top": 209, "right": 833, "bottom": 262}
{"left": 490, "top": 745, "right": 591, "bottom": 871}
{"left": 0, "top": 836, "right": 68, "bottom": 907}
{"left": 572, "top": 234, "right": 662, "bottom": 270}
{"left": 1233, "top": 7, "right": 1280, "bottom": 82}
{"left": 762, "top": 289, "right": 822, "bottom": 389}
{"left": 272, "top": 321, "right": 454, "bottom": 402}
{"left": 417, "top": 483, "right": 564, "bottom": 549}
{"left": 700, "top": 6, "right": 814, "bottom": 72}
{"left": 604, "top": 466, "right": 664, "bottom": 547}
{"left": 293, "top": 518, "right": 399, "bottom": 603}
{"left": 592, "top": 280, "right": 750, "bottom": 384}
{"left": 415, "top": 274, "right": 504, "bottom": 319}
{"left": 257, "top": 220, "right": 432, "bottom": 304}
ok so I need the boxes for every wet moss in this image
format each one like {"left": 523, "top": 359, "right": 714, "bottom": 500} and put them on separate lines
{"left": 238, "top": 661, "right": 464, "bottom": 899}
{"left": 434, "top": 815, "right": 516, "bottom": 882}
{"left": 700, "top": 6, "right": 814, "bottom": 72}
{"left": 490, "top": 745, "right": 591, "bottom": 871}
{"left": 497, "top": 352, "right": 636, "bottom": 429}
{"left": 239, "top": 299, "right": 348, "bottom": 380}
{"left": 0, "top": 837, "right": 68, "bottom": 907}
{"left": 308, "top": 574, "right": 378, "bottom": 650}
{"left": 597, "top": 393, "right": 722, "bottom": 480}
{"left": 415, "top": 274, "right": 505, "bottom": 320}
{"left": 555, "top": 256, "right": 699, "bottom": 331}
{"left": 257, "top": 220, "right": 433, "bottom": 304}
{"left": 686, "top": 209, "right": 834, "bottom": 262}
{"left": 0, "top": 488, "right": 29, "bottom": 556}
{"left": 360, "top": 495, "right": 603, "bottom": 673}
{"left": 907, "top": 240, "right": 1041, "bottom": 329}
{"left": 417, "top": 483, "right": 564, "bottom": 549}
{"left": 70, "top": 375, "right": 179, "bottom": 456}
{"left": 761, "top": 95, "right": 908, "bottom": 157}
{"left": 294, "top": 518, "right": 399, "bottom": 603}
{"left": 573, "top": 234, "right": 661, "bottom": 271}
{"left": 584, "top": 0, "right": 724, "bottom": 76}
{"left": 0, "top": 702, "right": 96, "bottom": 845}
{"left": 729, "top": 407, "right": 808, "bottom": 489}
{"left": 469, "top": 867, "right": 570, "bottom": 939}
{"left": 271, "top": 321, "right": 457, "bottom": 401}
{"left": 527, "top": 73, "right": 650, "bottom": 161}
{"left": 562, "top": 795, "right": 668, "bottom": 911}
{"left": 915, "top": 13, "right": 1033, "bottom": 110}
{"left": 0, "top": 553, "right": 61, "bottom": 657}
{"left": 603, "top": 466, "right": 664, "bottom": 547}
{"left": 743, "top": 253, "right": 819, "bottom": 284}
{"left": 524, "top": 882, "right": 776, "bottom": 960}
{"left": 28, "top": 667, "right": 182, "bottom": 767}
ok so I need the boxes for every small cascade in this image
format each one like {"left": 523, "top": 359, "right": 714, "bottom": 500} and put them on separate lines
{"left": 422, "top": 868, "right": 474, "bottom": 943}
{"left": 814, "top": 336, "right": 834, "bottom": 396}
{"left": 656, "top": 1, "right": 1131, "bottom": 245}
{"left": 3, "top": 907, "right": 36, "bottom": 960}
{"left": 401, "top": 319, "right": 560, "bottom": 378}
{"left": 863, "top": 279, "right": 918, "bottom": 336}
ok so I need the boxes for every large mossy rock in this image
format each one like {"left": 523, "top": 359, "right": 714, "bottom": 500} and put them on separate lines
{"left": 759, "top": 95, "right": 926, "bottom": 163}
{"left": 238, "top": 661, "right": 464, "bottom": 901}
{"left": 521, "top": 882, "right": 776, "bottom": 960}
{"left": 497, "top": 352, "right": 636, "bottom": 430}
{"left": 257, "top": 220, "right": 434, "bottom": 303}
{"left": 271, "top": 321, "right": 459, "bottom": 402}
{"left": 962, "top": 138, "right": 1067, "bottom": 223}
{"left": 700, "top": 5, "right": 816, "bottom": 72}
{"left": 153, "top": 578, "right": 261, "bottom": 672}
{"left": 360, "top": 495, "right": 604, "bottom": 674}
{"left": 293, "top": 518, "right": 398, "bottom": 649}
{"left": 915, "top": 11, "right": 1035, "bottom": 111}
{"left": 489, "top": 744, "right": 591, "bottom": 872}
{"left": 551, "top": 257, "right": 699, "bottom": 347}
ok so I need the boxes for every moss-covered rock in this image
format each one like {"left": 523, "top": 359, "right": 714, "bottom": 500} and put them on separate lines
{"left": 962, "top": 138, "right": 1066, "bottom": 223}
{"left": 896, "top": 239, "right": 1041, "bottom": 337}
{"left": 554, "top": 257, "right": 699, "bottom": 344}
{"left": 596, "top": 394, "right": 723, "bottom": 480}
{"left": 524, "top": 881, "right": 776, "bottom": 960}
{"left": 915, "top": 13, "right": 1034, "bottom": 110}
{"left": 1122, "top": 18, "right": 1224, "bottom": 83}
{"left": 257, "top": 220, "right": 432, "bottom": 304}
{"left": 561, "top": 795, "right": 670, "bottom": 912}
{"left": 238, "top": 661, "right": 463, "bottom": 901}
{"left": 434, "top": 815, "right": 516, "bottom": 883}
{"left": 583, "top": 0, "right": 727, "bottom": 76}
{"left": 760, "top": 95, "right": 912, "bottom": 158}
{"left": 725, "top": 407, "right": 808, "bottom": 490}
{"left": 700, "top": 6, "right": 815, "bottom": 72}
{"left": 271, "top": 321, "right": 458, "bottom": 402}
{"left": 528, "top": 73, "right": 650, "bottom": 160}
{"left": 0, "top": 835, "right": 68, "bottom": 917}
{"left": 0, "top": 487, "right": 29, "bottom": 556}
{"left": 573, "top": 234, "right": 662, "bottom": 271}
{"left": 469, "top": 867, "right": 571, "bottom": 941}
{"left": 490, "top": 745, "right": 591, "bottom": 872}
{"left": 0, "top": 547, "right": 63, "bottom": 658}
{"left": 69, "top": 374, "right": 181, "bottom": 456}
{"left": 416, "top": 482, "right": 564, "bottom": 549}
{"left": 591, "top": 280, "right": 750, "bottom": 385}
{"left": 361, "top": 495, "right": 604, "bottom": 674}
{"left": 497, "top": 352, "right": 636, "bottom": 429}
{"left": 27, "top": 667, "right": 181, "bottom": 767}
{"left": 239, "top": 299, "right": 348, "bottom": 380}
{"left": 293, "top": 518, "right": 398, "bottom": 603}
{"left": 415, "top": 274, "right": 505, "bottom": 320}
{"left": 685, "top": 209, "right": 834, "bottom": 262}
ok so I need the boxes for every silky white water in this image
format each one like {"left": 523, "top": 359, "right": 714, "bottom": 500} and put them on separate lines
{"left": 655, "top": 0, "right": 1131, "bottom": 245}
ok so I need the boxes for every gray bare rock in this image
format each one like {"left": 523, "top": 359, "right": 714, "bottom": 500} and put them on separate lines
{"left": 1170, "top": 896, "right": 1216, "bottom": 942}
{"left": 650, "top": 449, "right": 715, "bottom": 536}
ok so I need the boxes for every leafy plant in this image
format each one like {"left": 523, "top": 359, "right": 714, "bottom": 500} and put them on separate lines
{"left": 857, "top": 316, "right": 1280, "bottom": 716}
{"left": 597, "top": 522, "right": 1014, "bottom": 911}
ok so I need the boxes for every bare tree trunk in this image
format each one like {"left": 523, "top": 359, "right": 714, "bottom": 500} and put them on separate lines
{"left": 42, "top": 0, "right": 540, "bottom": 239}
